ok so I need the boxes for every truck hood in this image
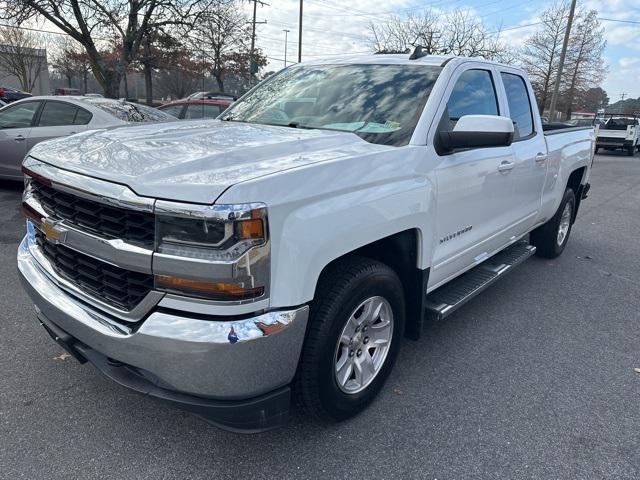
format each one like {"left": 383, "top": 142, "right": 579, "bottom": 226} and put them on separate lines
{"left": 29, "top": 120, "right": 385, "bottom": 204}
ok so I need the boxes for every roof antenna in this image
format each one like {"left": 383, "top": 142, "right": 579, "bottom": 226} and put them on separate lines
{"left": 409, "top": 46, "right": 428, "bottom": 60}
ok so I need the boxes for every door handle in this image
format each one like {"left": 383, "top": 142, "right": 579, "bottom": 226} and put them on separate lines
{"left": 535, "top": 152, "right": 547, "bottom": 164}
{"left": 498, "top": 160, "right": 515, "bottom": 173}
{"left": 14, "top": 135, "right": 25, "bottom": 142}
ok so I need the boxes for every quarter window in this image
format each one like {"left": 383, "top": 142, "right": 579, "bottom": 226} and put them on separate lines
{"left": 447, "top": 69, "right": 499, "bottom": 123}
{"left": 74, "top": 108, "right": 93, "bottom": 125}
{"left": 501, "top": 73, "right": 534, "bottom": 139}
{"left": 158, "top": 104, "right": 184, "bottom": 118}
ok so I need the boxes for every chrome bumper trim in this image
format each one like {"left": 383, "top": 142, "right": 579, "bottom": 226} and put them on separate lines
{"left": 18, "top": 237, "right": 308, "bottom": 399}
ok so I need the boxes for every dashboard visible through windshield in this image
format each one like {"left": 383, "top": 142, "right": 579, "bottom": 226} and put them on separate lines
{"left": 221, "top": 63, "right": 442, "bottom": 146}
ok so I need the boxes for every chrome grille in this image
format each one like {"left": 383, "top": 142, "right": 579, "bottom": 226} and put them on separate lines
{"left": 35, "top": 230, "right": 154, "bottom": 311}
{"left": 32, "top": 180, "right": 155, "bottom": 247}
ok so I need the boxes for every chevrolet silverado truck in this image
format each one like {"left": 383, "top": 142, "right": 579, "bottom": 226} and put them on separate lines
{"left": 17, "top": 51, "right": 594, "bottom": 432}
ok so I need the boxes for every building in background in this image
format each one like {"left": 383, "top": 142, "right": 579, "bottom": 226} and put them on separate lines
{"left": 0, "top": 45, "right": 50, "bottom": 95}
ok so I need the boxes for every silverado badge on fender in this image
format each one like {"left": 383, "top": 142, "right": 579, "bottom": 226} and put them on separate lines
{"left": 440, "top": 226, "right": 473, "bottom": 244}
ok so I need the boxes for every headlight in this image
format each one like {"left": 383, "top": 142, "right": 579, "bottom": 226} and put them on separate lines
{"left": 154, "top": 201, "right": 269, "bottom": 302}
{"left": 155, "top": 203, "right": 267, "bottom": 262}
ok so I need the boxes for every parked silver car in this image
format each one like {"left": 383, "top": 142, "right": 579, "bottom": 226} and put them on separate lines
{"left": 0, "top": 96, "right": 176, "bottom": 180}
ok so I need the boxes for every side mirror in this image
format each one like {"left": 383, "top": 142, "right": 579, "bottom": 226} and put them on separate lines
{"left": 438, "top": 114, "right": 514, "bottom": 152}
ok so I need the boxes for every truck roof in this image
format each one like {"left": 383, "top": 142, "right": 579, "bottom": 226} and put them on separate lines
{"left": 301, "top": 53, "right": 518, "bottom": 71}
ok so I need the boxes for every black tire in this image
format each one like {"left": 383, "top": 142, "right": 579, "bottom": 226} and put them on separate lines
{"left": 530, "top": 188, "right": 576, "bottom": 258}
{"left": 295, "top": 256, "right": 405, "bottom": 422}
{"left": 627, "top": 146, "right": 635, "bottom": 156}
{"left": 594, "top": 146, "right": 600, "bottom": 154}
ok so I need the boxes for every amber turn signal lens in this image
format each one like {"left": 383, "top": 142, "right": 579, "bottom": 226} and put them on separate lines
{"left": 156, "top": 275, "right": 264, "bottom": 301}
{"left": 237, "top": 218, "right": 264, "bottom": 240}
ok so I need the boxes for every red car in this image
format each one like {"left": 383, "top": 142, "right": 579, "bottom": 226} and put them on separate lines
{"left": 157, "top": 98, "right": 233, "bottom": 120}
{"left": 54, "top": 88, "right": 82, "bottom": 96}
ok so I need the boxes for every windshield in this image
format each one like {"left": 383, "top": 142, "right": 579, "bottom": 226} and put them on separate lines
{"left": 78, "top": 98, "right": 177, "bottom": 123}
{"left": 222, "top": 63, "right": 441, "bottom": 146}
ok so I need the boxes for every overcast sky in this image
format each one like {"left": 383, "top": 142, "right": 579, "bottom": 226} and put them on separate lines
{"left": 243, "top": 0, "right": 640, "bottom": 101}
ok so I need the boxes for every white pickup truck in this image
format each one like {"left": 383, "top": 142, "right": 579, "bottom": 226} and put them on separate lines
{"left": 18, "top": 51, "right": 594, "bottom": 432}
{"left": 595, "top": 114, "right": 640, "bottom": 156}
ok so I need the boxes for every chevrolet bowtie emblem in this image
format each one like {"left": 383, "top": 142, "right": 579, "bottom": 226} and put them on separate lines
{"left": 41, "top": 219, "right": 67, "bottom": 244}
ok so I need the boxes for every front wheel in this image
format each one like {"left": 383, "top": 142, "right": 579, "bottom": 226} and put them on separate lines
{"left": 295, "top": 257, "right": 405, "bottom": 421}
{"left": 530, "top": 188, "right": 576, "bottom": 258}
{"left": 627, "top": 146, "right": 635, "bottom": 156}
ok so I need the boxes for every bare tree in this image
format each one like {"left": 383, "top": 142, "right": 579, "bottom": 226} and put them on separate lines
{"left": 194, "top": 1, "right": 252, "bottom": 92}
{"left": 51, "top": 36, "right": 92, "bottom": 92}
{"left": 0, "top": 26, "right": 47, "bottom": 92}
{"left": 520, "top": 3, "right": 572, "bottom": 113}
{"left": 367, "top": 9, "right": 511, "bottom": 60}
{"left": 2, "top": 0, "right": 219, "bottom": 98}
{"left": 562, "top": 10, "right": 607, "bottom": 118}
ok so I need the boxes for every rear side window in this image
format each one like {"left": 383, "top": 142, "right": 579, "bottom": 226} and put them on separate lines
{"left": 38, "top": 102, "right": 78, "bottom": 127}
{"left": 447, "top": 69, "right": 498, "bottom": 123}
{"left": 159, "top": 104, "right": 185, "bottom": 118}
{"left": 501, "top": 73, "right": 534, "bottom": 139}
{"left": 184, "top": 104, "right": 223, "bottom": 119}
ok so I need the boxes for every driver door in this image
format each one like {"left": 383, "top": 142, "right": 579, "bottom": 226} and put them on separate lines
{"left": 428, "top": 67, "right": 517, "bottom": 290}
{"left": 0, "top": 100, "right": 42, "bottom": 179}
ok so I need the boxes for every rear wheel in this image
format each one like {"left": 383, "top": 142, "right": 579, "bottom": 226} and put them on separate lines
{"left": 627, "top": 146, "right": 635, "bottom": 156}
{"left": 530, "top": 188, "right": 576, "bottom": 258}
{"left": 295, "top": 257, "right": 405, "bottom": 421}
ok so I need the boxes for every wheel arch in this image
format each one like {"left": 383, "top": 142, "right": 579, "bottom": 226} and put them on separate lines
{"left": 566, "top": 166, "right": 587, "bottom": 223}
{"left": 313, "top": 229, "right": 428, "bottom": 340}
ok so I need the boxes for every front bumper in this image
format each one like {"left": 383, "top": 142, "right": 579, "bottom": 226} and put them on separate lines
{"left": 17, "top": 236, "right": 309, "bottom": 431}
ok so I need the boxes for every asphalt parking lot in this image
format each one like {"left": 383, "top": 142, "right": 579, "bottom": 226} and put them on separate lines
{"left": 1, "top": 152, "right": 639, "bottom": 479}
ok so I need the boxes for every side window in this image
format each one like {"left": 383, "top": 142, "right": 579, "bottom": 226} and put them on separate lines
{"left": 447, "top": 69, "right": 499, "bottom": 124}
{"left": 74, "top": 108, "right": 93, "bottom": 125}
{"left": 158, "top": 104, "right": 184, "bottom": 118}
{"left": 501, "top": 72, "right": 534, "bottom": 139}
{"left": 185, "top": 104, "right": 222, "bottom": 119}
{"left": 38, "top": 102, "right": 78, "bottom": 127}
{"left": 0, "top": 101, "right": 40, "bottom": 128}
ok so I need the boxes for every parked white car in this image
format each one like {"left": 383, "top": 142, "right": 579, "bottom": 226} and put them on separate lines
{"left": 18, "top": 51, "right": 593, "bottom": 432}
{"left": 595, "top": 114, "right": 640, "bottom": 155}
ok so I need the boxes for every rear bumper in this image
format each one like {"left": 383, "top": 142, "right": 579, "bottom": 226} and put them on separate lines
{"left": 17, "top": 236, "right": 309, "bottom": 431}
{"left": 596, "top": 138, "right": 633, "bottom": 147}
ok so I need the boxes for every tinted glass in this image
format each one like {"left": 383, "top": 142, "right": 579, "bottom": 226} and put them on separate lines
{"left": 185, "top": 104, "right": 223, "bottom": 119}
{"left": 38, "top": 102, "right": 78, "bottom": 126}
{"left": 501, "top": 73, "right": 534, "bottom": 139}
{"left": 159, "top": 104, "right": 185, "bottom": 118}
{"left": 0, "top": 101, "right": 40, "bottom": 128}
{"left": 447, "top": 69, "right": 498, "bottom": 122}
{"left": 221, "top": 64, "right": 442, "bottom": 147}
{"left": 74, "top": 108, "right": 92, "bottom": 125}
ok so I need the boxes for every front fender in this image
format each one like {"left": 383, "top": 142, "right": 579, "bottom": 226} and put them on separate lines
{"left": 217, "top": 147, "right": 436, "bottom": 308}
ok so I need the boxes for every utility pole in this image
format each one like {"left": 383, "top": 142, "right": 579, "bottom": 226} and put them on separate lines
{"left": 249, "top": 0, "right": 268, "bottom": 85}
{"left": 298, "top": 0, "right": 303, "bottom": 63}
{"left": 619, "top": 93, "right": 627, "bottom": 114}
{"left": 548, "top": 0, "right": 577, "bottom": 121}
{"left": 283, "top": 29, "right": 290, "bottom": 67}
